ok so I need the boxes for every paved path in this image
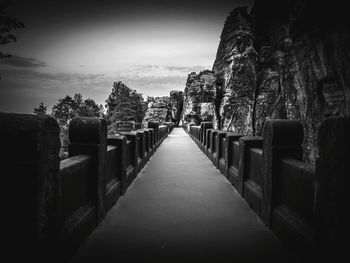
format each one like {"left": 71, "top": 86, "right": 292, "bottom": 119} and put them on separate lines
{"left": 70, "top": 128, "right": 296, "bottom": 263}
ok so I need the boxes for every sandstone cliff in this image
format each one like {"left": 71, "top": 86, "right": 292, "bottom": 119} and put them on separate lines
{"left": 143, "top": 91, "right": 183, "bottom": 125}
{"left": 180, "top": 70, "right": 217, "bottom": 126}
{"left": 213, "top": 7, "right": 257, "bottom": 134}
{"left": 143, "top": 96, "right": 171, "bottom": 124}
{"left": 211, "top": 0, "right": 350, "bottom": 163}
{"left": 170, "top": 90, "right": 184, "bottom": 126}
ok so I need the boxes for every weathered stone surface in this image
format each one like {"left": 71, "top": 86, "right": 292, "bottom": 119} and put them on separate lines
{"left": 169, "top": 90, "right": 183, "bottom": 126}
{"left": 181, "top": 70, "right": 217, "bottom": 126}
{"left": 143, "top": 96, "right": 171, "bottom": 124}
{"left": 213, "top": 7, "right": 258, "bottom": 135}
{"left": 211, "top": 0, "right": 350, "bottom": 163}
{"left": 315, "top": 116, "right": 350, "bottom": 257}
{"left": 68, "top": 117, "right": 107, "bottom": 222}
{"left": 0, "top": 113, "right": 60, "bottom": 260}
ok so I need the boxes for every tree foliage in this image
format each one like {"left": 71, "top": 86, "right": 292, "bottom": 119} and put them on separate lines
{"left": 105, "top": 81, "right": 145, "bottom": 123}
{"left": 52, "top": 93, "right": 104, "bottom": 127}
{"left": 0, "top": 1, "right": 25, "bottom": 59}
{"left": 33, "top": 102, "right": 47, "bottom": 115}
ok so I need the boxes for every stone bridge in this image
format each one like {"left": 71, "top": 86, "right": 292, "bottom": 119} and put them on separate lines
{"left": 1, "top": 113, "right": 348, "bottom": 262}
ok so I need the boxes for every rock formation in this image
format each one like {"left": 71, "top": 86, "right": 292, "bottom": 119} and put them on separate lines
{"left": 180, "top": 70, "right": 217, "bottom": 126}
{"left": 210, "top": 0, "right": 350, "bottom": 163}
{"left": 169, "top": 90, "right": 184, "bottom": 126}
{"left": 143, "top": 91, "right": 183, "bottom": 125}
{"left": 143, "top": 96, "right": 171, "bottom": 124}
{"left": 213, "top": 7, "right": 257, "bottom": 134}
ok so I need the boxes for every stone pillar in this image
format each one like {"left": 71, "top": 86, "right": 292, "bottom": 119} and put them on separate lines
{"left": 201, "top": 122, "right": 213, "bottom": 149}
{"left": 0, "top": 113, "right": 60, "bottom": 261}
{"left": 215, "top": 131, "right": 227, "bottom": 168}
{"left": 164, "top": 122, "right": 174, "bottom": 133}
{"left": 238, "top": 136, "right": 263, "bottom": 195}
{"left": 148, "top": 121, "right": 159, "bottom": 145}
{"left": 209, "top": 130, "right": 219, "bottom": 163}
{"left": 148, "top": 128, "right": 155, "bottom": 155}
{"left": 205, "top": 129, "right": 214, "bottom": 156}
{"left": 315, "top": 116, "right": 350, "bottom": 258}
{"left": 136, "top": 130, "right": 145, "bottom": 170}
{"left": 225, "top": 133, "right": 243, "bottom": 179}
{"left": 120, "top": 132, "right": 138, "bottom": 180}
{"left": 107, "top": 135, "right": 127, "bottom": 194}
{"left": 262, "top": 119, "right": 303, "bottom": 226}
{"left": 69, "top": 117, "right": 107, "bottom": 223}
{"left": 142, "top": 129, "right": 151, "bottom": 161}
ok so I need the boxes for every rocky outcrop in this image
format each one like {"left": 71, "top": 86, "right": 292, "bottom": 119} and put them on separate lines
{"left": 142, "top": 92, "right": 183, "bottom": 125}
{"left": 143, "top": 96, "right": 172, "bottom": 124}
{"left": 212, "top": 0, "right": 350, "bottom": 163}
{"left": 180, "top": 70, "right": 217, "bottom": 126}
{"left": 169, "top": 90, "right": 183, "bottom": 126}
{"left": 213, "top": 7, "right": 258, "bottom": 134}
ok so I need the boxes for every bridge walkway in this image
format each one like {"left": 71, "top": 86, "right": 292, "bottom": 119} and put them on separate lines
{"left": 70, "top": 127, "right": 295, "bottom": 263}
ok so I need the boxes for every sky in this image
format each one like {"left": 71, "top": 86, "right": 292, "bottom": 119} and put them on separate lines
{"left": 0, "top": 0, "right": 254, "bottom": 114}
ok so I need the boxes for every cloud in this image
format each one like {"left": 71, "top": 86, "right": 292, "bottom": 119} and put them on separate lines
{"left": 117, "top": 64, "right": 211, "bottom": 79}
{"left": 113, "top": 73, "right": 186, "bottom": 97}
{"left": 0, "top": 67, "right": 113, "bottom": 113}
{"left": 0, "top": 56, "right": 47, "bottom": 68}
{"left": 116, "top": 74, "right": 185, "bottom": 87}
{"left": 0, "top": 67, "right": 107, "bottom": 86}
{"left": 111, "top": 64, "right": 211, "bottom": 96}
{"left": 0, "top": 63, "right": 209, "bottom": 113}
{"left": 162, "top": 65, "right": 210, "bottom": 73}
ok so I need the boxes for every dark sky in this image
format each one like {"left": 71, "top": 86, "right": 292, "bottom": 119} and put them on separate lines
{"left": 0, "top": 0, "right": 254, "bottom": 113}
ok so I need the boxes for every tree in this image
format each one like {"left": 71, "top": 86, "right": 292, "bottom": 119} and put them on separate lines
{"left": 52, "top": 95, "right": 75, "bottom": 127}
{"left": 52, "top": 93, "right": 103, "bottom": 127}
{"left": 77, "top": 98, "right": 104, "bottom": 117}
{"left": 105, "top": 81, "right": 145, "bottom": 123}
{"left": 33, "top": 102, "right": 47, "bottom": 115}
{"left": 0, "top": 1, "right": 25, "bottom": 59}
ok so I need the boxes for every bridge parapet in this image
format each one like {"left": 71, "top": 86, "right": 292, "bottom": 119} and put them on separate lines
{"left": 1, "top": 113, "right": 60, "bottom": 262}
{"left": 0, "top": 113, "right": 171, "bottom": 262}
{"left": 188, "top": 117, "right": 349, "bottom": 260}
{"left": 163, "top": 122, "right": 175, "bottom": 133}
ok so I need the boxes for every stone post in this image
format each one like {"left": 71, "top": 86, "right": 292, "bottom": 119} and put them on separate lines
{"left": 225, "top": 133, "right": 243, "bottom": 178}
{"left": 0, "top": 113, "right": 60, "bottom": 261}
{"left": 200, "top": 122, "right": 213, "bottom": 146}
{"left": 315, "top": 116, "right": 350, "bottom": 258}
{"left": 119, "top": 132, "right": 138, "bottom": 180}
{"left": 136, "top": 130, "right": 146, "bottom": 170}
{"left": 148, "top": 121, "right": 159, "bottom": 145}
{"left": 238, "top": 136, "right": 263, "bottom": 195}
{"left": 262, "top": 119, "right": 303, "bottom": 226}
{"left": 215, "top": 131, "right": 227, "bottom": 168}
{"left": 107, "top": 135, "right": 127, "bottom": 194}
{"left": 148, "top": 128, "right": 155, "bottom": 155}
{"left": 69, "top": 117, "right": 107, "bottom": 223}
{"left": 209, "top": 130, "right": 219, "bottom": 163}
{"left": 205, "top": 129, "right": 214, "bottom": 156}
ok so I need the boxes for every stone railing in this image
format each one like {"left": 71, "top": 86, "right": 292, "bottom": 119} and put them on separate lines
{"left": 187, "top": 117, "right": 349, "bottom": 260}
{"left": 0, "top": 112, "right": 173, "bottom": 262}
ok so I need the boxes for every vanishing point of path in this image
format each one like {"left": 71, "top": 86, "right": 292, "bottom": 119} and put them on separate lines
{"left": 70, "top": 128, "right": 296, "bottom": 263}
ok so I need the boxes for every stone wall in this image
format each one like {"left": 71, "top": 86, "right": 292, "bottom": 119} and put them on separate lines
{"left": 1, "top": 112, "right": 173, "bottom": 262}
{"left": 186, "top": 116, "right": 350, "bottom": 260}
